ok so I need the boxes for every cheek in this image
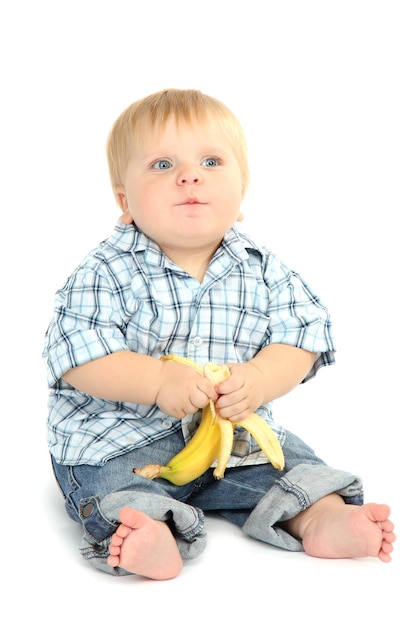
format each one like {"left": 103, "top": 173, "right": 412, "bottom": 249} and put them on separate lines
{"left": 219, "top": 170, "right": 243, "bottom": 203}
{"left": 139, "top": 179, "right": 171, "bottom": 204}
{"left": 223, "top": 185, "right": 243, "bottom": 211}
{"left": 126, "top": 185, "right": 156, "bottom": 216}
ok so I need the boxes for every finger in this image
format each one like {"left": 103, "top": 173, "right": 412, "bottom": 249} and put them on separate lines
{"left": 171, "top": 407, "right": 188, "bottom": 419}
{"left": 217, "top": 400, "right": 250, "bottom": 421}
{"left": 196, "top": 379, "right": 217, "bottom": 402}
{"left": 217, "top": 374, "right": 246, "bottom": 397}
{"left": 216, "top": 387, "right": 246, "bottom": 410}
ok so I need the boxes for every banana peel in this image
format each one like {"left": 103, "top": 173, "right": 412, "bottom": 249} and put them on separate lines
{"left": 133, "top": 354, "right": 285, "bottom": 485}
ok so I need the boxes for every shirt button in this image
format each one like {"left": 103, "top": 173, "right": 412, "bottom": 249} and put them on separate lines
{"left": 192, "top": 336, "right": 203, "bottom": 347}
{"left": 162, "top": 419, "right": 172, "bottom": 428}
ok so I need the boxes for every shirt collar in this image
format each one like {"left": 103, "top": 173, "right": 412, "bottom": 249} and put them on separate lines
{"left": 107, "top": 219, "right": 260, "bottom": 268}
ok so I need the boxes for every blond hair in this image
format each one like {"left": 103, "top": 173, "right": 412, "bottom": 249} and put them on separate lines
{"left": 106, "top": 88, "right": 249, "bottom": 199}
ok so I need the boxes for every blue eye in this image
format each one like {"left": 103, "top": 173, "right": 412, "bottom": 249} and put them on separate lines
{"left": 152, "top": 159, "right": 172, "bottom": 170}
{"left": 201, "top": 157, "right": 219, "bottom": 167}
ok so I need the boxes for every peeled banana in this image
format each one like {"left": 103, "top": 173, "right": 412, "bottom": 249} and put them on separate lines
{"left": 133, "top": 354, "right": 285, "bottom": 485}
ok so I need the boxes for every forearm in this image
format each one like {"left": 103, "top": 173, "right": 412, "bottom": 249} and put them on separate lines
{"left": 249, "top": 343, "right": 316, "bottom": 403}
{"left": 62, "top": 351, "right": 164, "bottom": 404}
{"left": 62, "top": 350, "right": 217, "bottom": 417}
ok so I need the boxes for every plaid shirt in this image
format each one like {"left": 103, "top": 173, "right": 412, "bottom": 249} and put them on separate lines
{"left": 43, "top": 220, "right": 335, "bottom": 466}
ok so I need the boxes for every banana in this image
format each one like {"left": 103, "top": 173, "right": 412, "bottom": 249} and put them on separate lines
{"left": 160, "top": 353, "right": 205, "bottom": 375}
{"left": 238, "top": 412, "right": 285, "bottom": 471}
{"left": 133, "top": 355, "right": 285, "bottom": 485}
{"left": 203, "top": 360, "right": 284, "bottom": 473}
{"left": 202, "top": 362, "right": 236, "bottom": 480}
{"left": 133, "top": 355, "right": 221, "bottom": 485}
{"left": 133, "top": 405, "right": 221, "bottom": 485}
{"left": 212, "top": 418, "right": 235, "bottom": 479}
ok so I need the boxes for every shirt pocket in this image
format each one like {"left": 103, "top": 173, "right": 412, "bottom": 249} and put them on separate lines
{"left": 230, "top": 308, "right": 270, "bottom": 361}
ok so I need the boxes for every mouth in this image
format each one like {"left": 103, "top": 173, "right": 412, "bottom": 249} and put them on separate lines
{"left": 176, "top": 200, "right": 207, "bottom": 209}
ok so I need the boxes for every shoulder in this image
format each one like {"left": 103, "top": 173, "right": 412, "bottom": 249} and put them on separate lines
{"left": 227, "top": 228, "right": 291, "bottom": 284}
{"left": 57, "top": 221, "right": 142, "bottom": 294}
{"left": 225, "top": 227, "right": 277, "bottom": 264}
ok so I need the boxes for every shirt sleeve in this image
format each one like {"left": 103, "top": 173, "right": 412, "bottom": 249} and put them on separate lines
{"left": 43, "top": 266, "right": 129, "bottom": 387}
{"left": 265, "top": 256, "right": 336, "bottom": 382}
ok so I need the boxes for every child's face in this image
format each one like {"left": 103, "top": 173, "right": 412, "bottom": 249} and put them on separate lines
{"left": 117, "top": 114, "right": 244, "bottom": 260}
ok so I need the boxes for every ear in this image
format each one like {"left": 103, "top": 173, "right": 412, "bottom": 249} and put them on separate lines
{"left": 116, "top": 187, "right": 134, "bottom": 224}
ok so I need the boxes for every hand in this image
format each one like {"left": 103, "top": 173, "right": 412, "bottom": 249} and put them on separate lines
{"left": 155, "top": 360, "right": 217, "bottom": 419}
{"left": 214, "top": 362, "right": 265, "bottom": 422}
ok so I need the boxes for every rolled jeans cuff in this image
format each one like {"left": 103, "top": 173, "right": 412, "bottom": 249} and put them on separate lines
{"left": 242, "top": 463, "right": 364, "bottom": 552}
{"left": 78, "top": 490, "right": 207, "bottom": 576}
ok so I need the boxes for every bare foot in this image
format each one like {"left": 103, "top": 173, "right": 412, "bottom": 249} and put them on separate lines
{"left": 286, "top": 495, "right": 396, "bottom": 562}
{"left": 107, "top": 507, "right": 183, "bottom": 579}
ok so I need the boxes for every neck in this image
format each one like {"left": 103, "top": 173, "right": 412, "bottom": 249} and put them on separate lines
{"left": 162, "top": 242, "right": 221, "bottom": 282}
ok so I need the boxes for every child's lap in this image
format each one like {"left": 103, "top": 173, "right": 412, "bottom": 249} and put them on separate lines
{"left": 51, "top": 428, "right": 326, "bottom": 523}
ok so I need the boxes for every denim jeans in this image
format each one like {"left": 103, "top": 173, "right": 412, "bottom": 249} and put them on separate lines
{"left": 51, "top": 429, "right": 364, "bottom": 575}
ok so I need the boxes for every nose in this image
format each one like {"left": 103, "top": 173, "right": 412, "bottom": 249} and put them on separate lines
{"left": 176, "top": 163, "right": 202, "bottom": 185}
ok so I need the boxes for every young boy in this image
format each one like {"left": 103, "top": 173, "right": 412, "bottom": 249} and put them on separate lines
{"left": 43, "top": 88, "right": 395, "bottom": 580}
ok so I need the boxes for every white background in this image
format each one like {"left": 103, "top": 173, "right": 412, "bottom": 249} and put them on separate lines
{"left": 1, "top": 1, "right": 415, "bottom": 623}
